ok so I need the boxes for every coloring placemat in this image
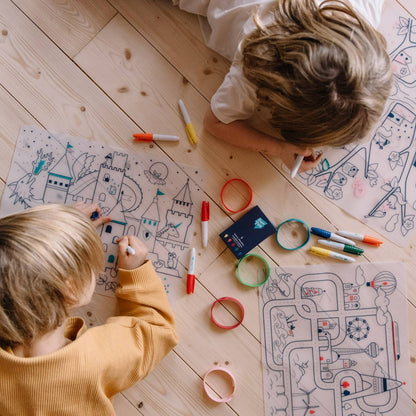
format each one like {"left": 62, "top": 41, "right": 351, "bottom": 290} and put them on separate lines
{"left": 259, "top": 262, "right": 411, "bottom": 416}
{"left": 299, "top": 1, "right": 416, "bottom": 246}
{"left": 0, "top": 126, "right": 204, "bottom": 302}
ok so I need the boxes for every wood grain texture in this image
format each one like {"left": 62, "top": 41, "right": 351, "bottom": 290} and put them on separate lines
{"left": 1, "top": 0, "right": 416, "bottom": 414}
{"left": 11, "top": 0, "right": 116, "bottom": 58}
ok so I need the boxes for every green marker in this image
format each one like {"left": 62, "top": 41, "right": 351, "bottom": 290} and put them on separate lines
{"left": 317, "top": 239, "right": 364, "bottom": 255}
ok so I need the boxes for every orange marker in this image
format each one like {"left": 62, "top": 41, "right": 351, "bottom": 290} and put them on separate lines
{"left": 337, "top": 230, "right": 383, "bottom": 246}
{"left": 133, "top": 133, "right": 179, "bottom": 142}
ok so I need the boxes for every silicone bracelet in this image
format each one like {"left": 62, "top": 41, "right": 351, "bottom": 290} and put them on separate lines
{"left": 210, "top": 297, "right": 245, "bottom": 329}
{"left": 236, "top": 253, "right": 270, "bottom": 287}
{"left": 203, "top": 367, "right": 236, "bottom": 402}
{"left": 276, "top": 218, "right": 310, "bottom": 250}
{"left": 220, "top": 178, "right": 253, "bottom": 213}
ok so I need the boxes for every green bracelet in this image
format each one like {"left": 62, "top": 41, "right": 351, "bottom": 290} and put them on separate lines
{"left": 236, "top": 253, "right": 270, "bottom": 287}
{"left": 276, "top": 218, "right": 310, "bottom": 250}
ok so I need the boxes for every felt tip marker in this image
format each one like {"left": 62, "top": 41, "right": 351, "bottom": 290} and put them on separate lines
{"left": 186, "top": 248, "right": 196, "bottom": 294}
{"left": 201, "top": 201, "right": 210, "bottom": 248}
{"left": 318, "top": 239, "right": 363, "bottom": 256}
{"left": 178, "top": 99, "right": 198, "bottom": 144}
{"left": 311, "top": 227, "right": 356, "bottom": 246}
{"left": 337, "top": 230, "right": 383, "bottom": 246}
{"left": 126, "top": 246, "right": 135, "bottom": 255}
{"left": 290, "top": 155, "right": 304, "bottom": 178}
{"left": 310, "top": 246, "right": 355, "bottom": 262}
{"left": 133, "top": 133, "right": 180, "bottom": 142}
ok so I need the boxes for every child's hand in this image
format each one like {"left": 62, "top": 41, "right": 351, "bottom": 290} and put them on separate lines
{"left": 117, "top": 235, "right": 148, "bottom": 270}
{"left": 280, "top": 143, "right": 322, "bottom": 173}
{"left": 72, "top": 202, "right": 112, "bottom": 228}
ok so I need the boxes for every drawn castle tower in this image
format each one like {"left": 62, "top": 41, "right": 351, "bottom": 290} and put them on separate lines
{"left": 92, "top": 151, "right": 128, "bottom": 275}
{"left": 138, "top": 190, "right": 161, "bottom": 253}
{"left": 43, "top": 143, "right": 72, "bottom": 203}
{"left": 92, "top": 151, "right": 127, "bottom": 208}
{"left": 159, "top": 179, "right": 193, "bottom": 248}
{"left": 101, "top": 198, "right": 127, "bottom": 275}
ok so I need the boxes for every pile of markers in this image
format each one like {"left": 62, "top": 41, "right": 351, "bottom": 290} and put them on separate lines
{"left": 309, "top": 228, "right": 383, "bottom": 262}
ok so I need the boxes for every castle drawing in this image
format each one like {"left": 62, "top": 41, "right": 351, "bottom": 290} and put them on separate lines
{"left": 8, "top": 137, "right": 195, "bottom": 294}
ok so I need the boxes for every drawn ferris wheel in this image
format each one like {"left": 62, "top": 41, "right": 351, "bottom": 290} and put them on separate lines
{"left": 346, "top": 317, "right": 370, "bottom": 341}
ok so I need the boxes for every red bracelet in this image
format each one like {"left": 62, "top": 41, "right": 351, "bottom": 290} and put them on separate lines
{"left": 210, "top": 297, "right": 245, "bottom": 329}
{"left": 220, "top": 178, "right": 253, "bottom": 213}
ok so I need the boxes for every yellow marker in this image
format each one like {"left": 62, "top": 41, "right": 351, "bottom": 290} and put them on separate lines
{"left": 179, "top": 99, "right": 198, "bottom": 144}
{"left": 309, "top": 246, "right": 355, "bottom": 262}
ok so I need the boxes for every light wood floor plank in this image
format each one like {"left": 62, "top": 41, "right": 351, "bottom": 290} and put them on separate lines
{"left": 1, "top": 0, "right": 415, "bottom": 414}
{"left": 108, "top": 0, "right": 229, "bottom": 100}
{"left": 11, "top": 0, "right": 116, "bottom": 58}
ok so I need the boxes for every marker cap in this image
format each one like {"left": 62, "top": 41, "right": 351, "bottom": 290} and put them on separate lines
{"left": 201, "top": 201, "right": 210, "bottom": 221}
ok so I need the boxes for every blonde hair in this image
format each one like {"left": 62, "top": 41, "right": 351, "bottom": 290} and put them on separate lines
{"left": 0, "top": 204, "right": 104, "bottom": 348}
{"left": 242, "top": 0, "right": 393, "bottom": 147}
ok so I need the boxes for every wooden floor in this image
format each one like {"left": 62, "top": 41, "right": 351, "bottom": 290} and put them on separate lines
{"left": 1, "top": 1, "right": 416, "bottom": 415}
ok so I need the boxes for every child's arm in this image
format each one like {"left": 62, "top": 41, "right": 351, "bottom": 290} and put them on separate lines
{"left": 100, "top": 236, "right": 177, "bottom": 388}
{"left": 204, "top": 108, "right": 321, "bottom": 173}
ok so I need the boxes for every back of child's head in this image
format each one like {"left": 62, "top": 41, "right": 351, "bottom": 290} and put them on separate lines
{"left": 242, "top": 0, "right": 392, "bottom": 147}
{"left": 0, "top": 204, "right": 104, "bottom": 348}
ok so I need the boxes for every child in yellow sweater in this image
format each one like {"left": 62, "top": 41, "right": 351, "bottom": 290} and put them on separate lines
{"left": 0, "top": 203, "right": 178, "bottom": 415}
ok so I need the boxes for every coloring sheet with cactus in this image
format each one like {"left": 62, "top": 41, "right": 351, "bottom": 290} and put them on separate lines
{"left": 299, "top": 1, "right": 416, "bottom": 246}
{"left": 0, "top": 126, "right": 203, "bottom": 301}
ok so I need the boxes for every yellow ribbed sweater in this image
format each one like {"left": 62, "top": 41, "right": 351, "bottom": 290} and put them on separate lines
{"left": 0, "top": 260, "right": 178, "bottom": 415}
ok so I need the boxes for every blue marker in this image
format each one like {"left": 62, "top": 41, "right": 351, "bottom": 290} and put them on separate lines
{"left": 311, "top": 227, "right": 356, "bottom": 246}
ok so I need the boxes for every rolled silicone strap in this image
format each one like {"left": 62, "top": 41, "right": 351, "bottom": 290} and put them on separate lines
{"left": 236, "top": 253, "right": 270, "bottom": 287}
{"left": 210, "top": 297, "right": 245, "bottom": 329}
{"left": 203, "top": 367, "right": 236, "bottom": 402}
{"left": 276, "top": 218, "right": 311, "bottom": 250}
{"left": 220, "top": 178, "right": 253, "bottom": 213}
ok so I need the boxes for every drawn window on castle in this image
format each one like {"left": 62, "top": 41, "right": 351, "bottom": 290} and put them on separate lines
{"left": 48, "top": 180, "right": 52, "bottom": 183}
{"left": 99, "top": 193, "right": 106, "bottom": 202}
{"left": 153, "top": 221, "right": 157, "bottom": 226}
{"left": 65, "top": 184, "right": 68, "bottom": 187}
{"left": 127, "top": 225, "right": 136, "bottom": 235}
{"left": 143, "top": 219, "right": 147, "bottom": 224}
{"left": 103, "top": 243, "right": 108, "bottom": 252}
{"left": 54, "top": 181, "right": 57, "bottom": 185}
{"left": 186, "top": 203, "right": 189, "bottom": 206}
{"left": 143, "top": 230, "right": 151, "bottom": 240}
{"left": 109, "top": 185, "right": 117, "bottom": 195}
{"left": 112, "top": 236, "right": 119, "bottom": 244}
{"left": 104, "top": 174, "right": 110, "bottom": 182}
{"left": 59, "top": 183, "right": 63, "bottom": 186}
{"left": 108, "top": 255, "right": 115, "bottom": 263}
{"left": 105, "top": 225, "right": 112, "bottom": 233}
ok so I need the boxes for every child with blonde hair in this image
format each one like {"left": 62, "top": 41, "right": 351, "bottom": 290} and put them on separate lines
{"left": 0, "top": 203, "right": 178, "bottom": 415}
{"left": 175, "top": 0, "right": 392, "bottom": 173}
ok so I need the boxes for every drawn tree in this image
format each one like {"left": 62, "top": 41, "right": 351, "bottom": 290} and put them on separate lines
{"left": 8, "top": 149, "right": 54, "bottom": 208}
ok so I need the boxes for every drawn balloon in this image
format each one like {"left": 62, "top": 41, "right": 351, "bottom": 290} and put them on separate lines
{"left": 366, "top": 271, "right": 397, "bottom": 296}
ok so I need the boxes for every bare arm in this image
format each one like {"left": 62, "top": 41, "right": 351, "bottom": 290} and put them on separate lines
{"left": 204, "top": 108, "right": 321, "bottom": 172}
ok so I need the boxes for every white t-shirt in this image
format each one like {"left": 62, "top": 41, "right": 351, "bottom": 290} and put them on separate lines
{"left": 175, "top": 0, "right": 385, "bottom": 124}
